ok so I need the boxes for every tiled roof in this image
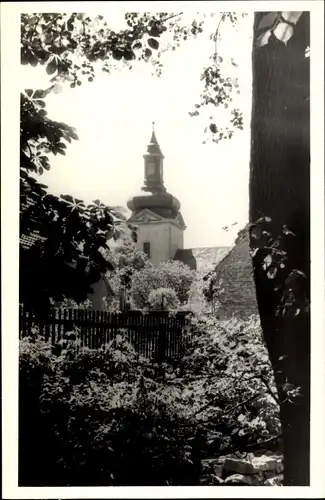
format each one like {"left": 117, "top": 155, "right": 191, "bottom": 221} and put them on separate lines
{"left": 174, "top": 249, "right": 197, "bottom": 270}
{"left": 202, "top": 228, "right": 252, "bottom": 282}
{"left": 191, "top": 246, "right": 232, "bottom": 277}
{"left": 174, "top": 246, "right": 232, "bottom": 274}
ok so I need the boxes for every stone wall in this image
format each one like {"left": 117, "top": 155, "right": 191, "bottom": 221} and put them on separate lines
{"left": 214, "top": 233, "right": 259, "bottom": 319}
{"left": 201, "top": 452, "right": 284, "bottom": 486}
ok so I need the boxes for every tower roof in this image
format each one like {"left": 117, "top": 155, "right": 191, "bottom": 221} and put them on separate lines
{"left": 146, "top": 122, "right": 163, "bottom": 157}
{"left": 127, "top": 123, "right": 182, "bottom": 220}
{"left": 150, "top": 127, "right": 158, "bottom": 145}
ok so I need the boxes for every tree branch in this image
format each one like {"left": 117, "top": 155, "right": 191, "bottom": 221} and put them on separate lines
{"left": 162, "top": 12, "right": 184, "bottom": 23}
{"left": 259, "top": 375, "right": 280, "bottom": 405}
{"left": 195, "top": 392, "right": 259, "bottom": 419}
{"left": 220, "top": 433, "right": 282, "bottom": 456}
{"left": 214, "top": 13, "right": 226, "bottom": 60}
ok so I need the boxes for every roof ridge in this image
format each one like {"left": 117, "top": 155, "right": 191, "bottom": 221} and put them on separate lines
{"left": 188, "top": 245, "right": 233, "bottom": 251}
{"left": 203, "top": 246, "right": 234, "bottom": 279}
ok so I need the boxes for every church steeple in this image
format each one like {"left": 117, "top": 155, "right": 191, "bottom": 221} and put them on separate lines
{"left": 142, "top": 123, "right": 166, "bottom": 193}
{"left": 127, "top": 123, "right": 183, "bottom": 221}
{"left": 147, "top": 122, "right": 162, "bottom": 154}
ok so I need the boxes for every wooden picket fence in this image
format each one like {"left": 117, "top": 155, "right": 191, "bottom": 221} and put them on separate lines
{"left": 19, "top": 306, "right": 191, "bottom": 362}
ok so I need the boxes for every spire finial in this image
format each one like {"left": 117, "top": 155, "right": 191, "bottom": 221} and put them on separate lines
{"left": 152, "top": 121, "right": 155, "bottom": 132}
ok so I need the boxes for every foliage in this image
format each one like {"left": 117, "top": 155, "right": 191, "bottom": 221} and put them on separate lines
{"left": 19, "top": 193, "right": 131, "bottom": 307}
{"left": 148, "top": 287, "right": 180, "bottom": 311}
{"left": 19, "top": 332, "right": 203, "bottom": 486}
{"left": 131, "top": 260, "right": 195, "bottom": 309}
{"left": 20, "top": 13, "right": 139, "bottom": 308}
{"left": 254, "top": 12, "right": 305, "bottom": 48}
{"left": 188, "top": 12, "right": 248, "bottom": 143}
{"left": 249, "top": 217, "right": 310, "bottom": 318}
{"left": 21, "top": 12, "right": 248, "bottom": 148}
{"left": 202, "top": 274, "right": 224, "bottom": 306}
{"left": 20, "top": 75, "right": 134, "bottom": 307}
{"left": 102, "top": 296, "right": 121, "bottom": 313}
{"left": 55, "top": 298, "right": 93, "bottom": 309}
{"left": 20, "top": 312, "right": 300, "bottom": 485}
{"left": 109, "top": 240, "right": 149, "bottom": 271}
{"left": 21, "top": 12, "right": 204, "bottom": 83}
{"left": 177, "top": 314, "right": 282, "bottom": 456}
{"left": 106, "top": 241, "right": 149, "bottom": 296}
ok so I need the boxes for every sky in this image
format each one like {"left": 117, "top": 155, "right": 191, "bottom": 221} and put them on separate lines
{"left": 21, "top": 11, "right": 254, "bottom": 249}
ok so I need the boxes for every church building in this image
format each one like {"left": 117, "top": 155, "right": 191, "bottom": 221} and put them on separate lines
{"left": 127, "top": 125, "right": 190, "bottom": 267}
{"left": 126, "top": 125, "right": 259, "bottom": 319}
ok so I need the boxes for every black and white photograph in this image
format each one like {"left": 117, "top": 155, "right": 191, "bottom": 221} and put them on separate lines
{"left": 1, "top": 1, "right": 324, "bottom": 497}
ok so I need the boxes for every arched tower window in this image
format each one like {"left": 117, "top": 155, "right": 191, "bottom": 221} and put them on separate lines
{"left": 143, "top": 241, "right": 151, "bottom": 258}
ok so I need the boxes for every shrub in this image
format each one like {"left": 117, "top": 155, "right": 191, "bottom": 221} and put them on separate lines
{"left": 148, "top": 287, "right": 180, "bottom": 311}
{"left": 19, "top": 331, "right": 204, "bottom": 486}
{"left": 131, "top": 261, "right": 195, "bottom": 309}
{"left": 178, "top": 314, "right": 282, "bottom": 457}
{"left": 19, "top": 315, "right": 284, "bottom": 486}
{"left": 58, "top": 298, "right": 93, "bottom": 309}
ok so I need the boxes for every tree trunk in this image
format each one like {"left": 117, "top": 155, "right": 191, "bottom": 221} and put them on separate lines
{"left": 249, "top": 13, "right": 310, "bottom": 485}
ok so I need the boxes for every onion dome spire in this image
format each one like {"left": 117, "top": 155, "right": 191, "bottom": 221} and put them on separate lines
{"left": 146, "top": 121, "right": 163, "bottom": 157}
{"left": 127, "top": 123, "right": 182, "bottom": 219}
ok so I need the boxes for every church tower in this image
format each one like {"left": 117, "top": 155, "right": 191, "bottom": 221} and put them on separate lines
{"left": 127, "top": 124, "right": 186, "bottom": 265}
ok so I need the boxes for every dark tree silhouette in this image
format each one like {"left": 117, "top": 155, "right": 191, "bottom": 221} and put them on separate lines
{"left": 249, "top": 12, "right": 310, "bottom": 485}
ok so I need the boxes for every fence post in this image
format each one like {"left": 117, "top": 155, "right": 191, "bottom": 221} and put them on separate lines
{"left": 19, "top": 307, "right": 189, "bottom": 361}
{"left": 157, "top": 321, "right": 166, "bottom": 363}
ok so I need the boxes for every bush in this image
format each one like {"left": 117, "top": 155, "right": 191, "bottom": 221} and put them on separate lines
{"left": 131, "top": 261, "right": 195, "bottom": 309}
{"left": 19, "top": 331, "right": 204, "bottom": 486}
{"left": 19, "top": 315, "right": 284, "bottom": 486}
{"left": 178, "top": 314, "right": 282, "bottom": 457}
{"left": 148, "top": 287, "right": 180, "bottom": 311}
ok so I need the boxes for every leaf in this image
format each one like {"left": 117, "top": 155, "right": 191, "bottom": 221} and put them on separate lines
{"left": 263, "top": 254, "right": 272, "bottom": 269}
{"left": 112, "top": 49, "right": 123, "bottom": 61}
{"left": 147, "top": 38, "right": 159, "bottom": 50}
{"left": 46, "top": 58, "right": 58, "bottom": 75}
{"left": 34, "top": 99, "right": 46, "bottom": 108}
{"left": 133, "top": 41, "right": 142, "bottom": 50}
{"left": 68, "top": 129, "right": 79, "bottom": 140}
{"left": 67, "top": 18, "right": 74, "bottom": 31}
{"left": 25, "top": 89, "right": 34, "bottom": 97}
{"left": 26, "top": 15, "right": 38, "bottom": 25}
{"left": 33, "top": 89, "right": 47, "bottom": 99}
{"left": 282, "top": 225, "right": 295, "bottom": 236}
{"left": 257, "top": 12, "right": 279, "bottom": 32}
{"left": 52, "top": 83, "right": 63, "bottom": 94}
{"left": 281, "top": 12, "right": 303, "bottom": 25}
{"left": 75, "top": 198, "right": 85, "bottom": 206}
{"left": 267, "top": 267, "right": 277, "bottom": 279}
{"left": 256, "top": 29, "right": 272, "bottom": 48}
{"left": 250, "top": 225, "right": 262, "bottom": 240}
{"left": 60, "top": 194, "right": 75, "bottom": 204}
{"left": 273, "top": 22, "right": 294, "bottom": 45}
